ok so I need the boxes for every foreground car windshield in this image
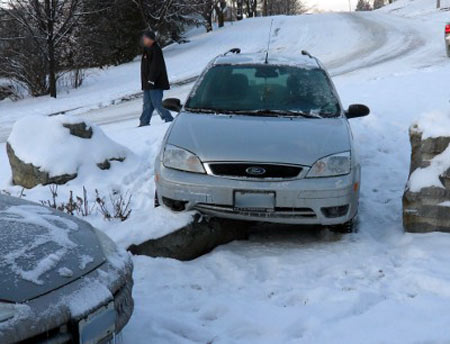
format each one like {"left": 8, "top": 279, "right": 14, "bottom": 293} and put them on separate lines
{"left": 185, "top": 64, "right": 340, "bottom": 117}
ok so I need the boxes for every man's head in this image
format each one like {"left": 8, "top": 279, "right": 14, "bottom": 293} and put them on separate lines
{"left": 142, "top": 30, "right": 156, "bottom": 48}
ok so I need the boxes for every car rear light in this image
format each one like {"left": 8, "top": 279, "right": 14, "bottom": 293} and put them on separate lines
{"left": 445, "top": 25, "right": 450, "bottom": 34}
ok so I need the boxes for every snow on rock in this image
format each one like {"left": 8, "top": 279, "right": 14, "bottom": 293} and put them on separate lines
{"left": 411, "top": 111, "right": 450, "bottom": 140}
{"left": 407, "top": 111, "right": 450, "bottom": 192}
{"left": 403, "top": 111, "right": 450, "bottom": 232}
{"left": 6, "top": 115, "right": 130, "bottom": 188}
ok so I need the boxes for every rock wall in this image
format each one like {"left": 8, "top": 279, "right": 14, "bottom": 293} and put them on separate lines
{"left": 403, "top": 124, "right": 450, "bottom": 232}
{"left": 128, "top": 217, "right": 249, "bottom": 261}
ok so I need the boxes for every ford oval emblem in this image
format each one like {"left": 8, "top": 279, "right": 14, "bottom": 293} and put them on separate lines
{"left": 246, "top": 166, "right": 266, "bottom": 176}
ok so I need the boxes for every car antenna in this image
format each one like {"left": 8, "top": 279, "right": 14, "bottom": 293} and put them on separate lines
{"left": 265, "top": 19, "right": 274, "bottom": 64}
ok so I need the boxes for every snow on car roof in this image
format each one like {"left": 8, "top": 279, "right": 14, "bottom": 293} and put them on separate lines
{"left": 213, "top": 52, "right": 321, "bottom": 69}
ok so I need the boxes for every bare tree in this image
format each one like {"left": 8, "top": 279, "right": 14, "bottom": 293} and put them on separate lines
{"left": 356, "top": 0, "right": 372, "bottom": 11}
{"left": 264, "top": 0, "right": 306, "bottom": 15}
{"left": 0, "top": 0, "right": 83, "bottom": 98}
{"left": 373, "top": 0, "right": 385, "bottom": 9}
{"left": 133, "top": 0, "right": 196, "bottom": 42}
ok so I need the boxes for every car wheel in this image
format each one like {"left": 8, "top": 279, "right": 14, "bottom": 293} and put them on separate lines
{"left": 154, "top": 190, "right": 160, "bottom": 208}
{"left": 329, "top": 218, "right": 357, "bottom": 234}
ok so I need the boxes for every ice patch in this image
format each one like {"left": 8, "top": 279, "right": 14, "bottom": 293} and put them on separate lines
{"left": 58, "top": 267, "right": 74, "bottom": 278}
{"left": 79, "top": 255, "right": 94, "bottom": 270}
{"left": 0, "top": 205, "right": 79, "bottom": 285}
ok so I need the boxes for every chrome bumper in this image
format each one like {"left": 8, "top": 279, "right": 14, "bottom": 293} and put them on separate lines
{"left": 156, "top": 163, "right": 360, "bottom": 225}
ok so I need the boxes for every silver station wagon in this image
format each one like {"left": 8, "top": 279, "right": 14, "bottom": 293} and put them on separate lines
{"left": 156, "top": 49, "right": 369, "bottom": 233}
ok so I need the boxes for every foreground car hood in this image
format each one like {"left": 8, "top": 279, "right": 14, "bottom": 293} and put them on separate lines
{"left": 168, "top": 112, "right": 351, "bottom": 166}
{"left": 0, "top": 195, "right": 105, "bottom": 303}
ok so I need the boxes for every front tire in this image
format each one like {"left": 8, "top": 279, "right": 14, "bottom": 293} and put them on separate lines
{"left": 329, "top": 218, "right": 357, "bottom": 234}
{"left": 154, "top": 190, "right": 160, "bottom": 208}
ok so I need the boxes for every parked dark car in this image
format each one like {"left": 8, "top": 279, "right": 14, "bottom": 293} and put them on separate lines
{"left": 0, "top": 195, "right": 134, "bottom": 344}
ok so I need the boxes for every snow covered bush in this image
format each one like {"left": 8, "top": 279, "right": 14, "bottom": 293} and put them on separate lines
{"left": 6, "top": 115, "right": 130, "bottom": 189}
{"left": 403, "top": 111, "right": 450, "bottom": 232}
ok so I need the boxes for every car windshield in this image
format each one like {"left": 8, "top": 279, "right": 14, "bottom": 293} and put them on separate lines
{"left": 185, "top": 64, "right": 340, "bottom": 118}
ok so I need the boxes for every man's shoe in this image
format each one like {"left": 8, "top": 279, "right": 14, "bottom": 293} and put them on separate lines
{"left": 138, "top": 123, "right": 150, "bottom": 128}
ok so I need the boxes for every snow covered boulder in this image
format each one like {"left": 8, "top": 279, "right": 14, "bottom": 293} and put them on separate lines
{"left": 403, "top": 112, "right": 450, "bottom": 233}
{"left": 7, "top": 115, "right": 129, "bottom": 189}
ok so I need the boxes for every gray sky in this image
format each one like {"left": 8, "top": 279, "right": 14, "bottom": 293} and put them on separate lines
{"left": 305, "top": 0, "right": 359, "bottom": 11}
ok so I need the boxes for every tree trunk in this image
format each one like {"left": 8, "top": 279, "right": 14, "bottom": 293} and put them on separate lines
{"left": 204, "top": 10, "right": 213, "bottom": 32}
{"left": 217, "top": 10, "right": 225, "bottom": 27}
{"left": 216, "top": 0, "right": 226, "bottom": 27}
{"left": 251, "top": 0, "right": 257, "bottom": 16}
{"left": 48, "top": 43, "right": 57, "bottom": 98}
{"left": 45, "top": 0, "right": 57, "bottom": 98}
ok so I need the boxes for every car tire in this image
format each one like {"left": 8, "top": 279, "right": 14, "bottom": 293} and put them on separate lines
{"left": 329, "top": 218, "right": 357, "bottom": 234}
{"left": 154, "top": 190, "right": 160, "bottom": 208}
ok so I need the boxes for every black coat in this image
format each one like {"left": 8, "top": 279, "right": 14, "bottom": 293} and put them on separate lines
{"left": 141, "top": 43, "right": 170, "bottom": 91}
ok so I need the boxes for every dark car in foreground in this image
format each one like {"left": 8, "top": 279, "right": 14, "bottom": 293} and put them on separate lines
{"left": 0, "top": 195, "right": 133, "bottom": 344}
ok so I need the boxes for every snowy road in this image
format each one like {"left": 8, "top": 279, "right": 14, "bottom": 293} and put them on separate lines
{"left": 0, "top": 12, "right": 426, "bottom": 143}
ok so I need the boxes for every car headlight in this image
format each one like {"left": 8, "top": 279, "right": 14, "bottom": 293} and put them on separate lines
{"left": 163, "top": 145, "right": 205, "bottom": 174}
{"left": 0, "top": 304, "right": 16, "bottom": 323}
{"left": 307, "top": 152, "right": 351, "bottom": 178}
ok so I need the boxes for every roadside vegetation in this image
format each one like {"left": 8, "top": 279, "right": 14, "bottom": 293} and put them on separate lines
{"left": 0, "top": 0, "right": 308, "bottom": 100}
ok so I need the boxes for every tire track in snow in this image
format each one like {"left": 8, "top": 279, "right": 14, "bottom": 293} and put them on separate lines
{"left": 327, "top": 13, "right": 425, "bottom": 77}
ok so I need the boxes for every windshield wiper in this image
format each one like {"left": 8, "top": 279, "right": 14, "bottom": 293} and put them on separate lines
{"left": 185, "top": 107, "right": 241, "bottom": 115}
{"left": 228, "top": 109, "right": 323, "bottom": 118}
{"left": 185, "top": 107, "right": 329, "bottom": 118}
{"left": 184, "top": 107, "right": 218, "bottom": 114}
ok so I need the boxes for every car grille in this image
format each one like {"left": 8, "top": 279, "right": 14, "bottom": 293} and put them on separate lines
{"left": 196, "top": 204, "right": 316, "bottom": 219}
{"left": 19, "top": 279, "right": 133, "bottom": 344}
{"left": 20, "top": 326, "right": 71, "bottom": 344}
{"left": 206, "top": 163, "right": 303, "bottom": 179}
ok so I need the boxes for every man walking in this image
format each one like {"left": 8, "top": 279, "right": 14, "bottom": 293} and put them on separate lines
{"left": 139, "top": 30, "right": 173, "bottom": 127}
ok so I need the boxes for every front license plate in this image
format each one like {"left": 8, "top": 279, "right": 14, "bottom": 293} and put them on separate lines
{"left": 234, "top": 191, "right": 275, "bottom": 210}
{"left": 79, "top": 302, "right": 116, "bottom": 344}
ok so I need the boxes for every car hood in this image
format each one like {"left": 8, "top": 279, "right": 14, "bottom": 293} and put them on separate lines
{"left": 168, "top": 112, "right": 351, "bottom": 166}
{"left": 0, "top": 195, "right": 105, "bottom": 303}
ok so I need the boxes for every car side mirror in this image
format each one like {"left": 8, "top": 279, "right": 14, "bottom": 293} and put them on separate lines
{"left": 163, "top": 98, "right": 182, "bottom": 112}
{"left": 346, "top": 104, "right": 370, "bottom": 119}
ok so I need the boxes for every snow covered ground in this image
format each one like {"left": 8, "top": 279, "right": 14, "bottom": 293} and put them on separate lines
{"left": 3, "top": 0, "right": 450, "bottom": 342}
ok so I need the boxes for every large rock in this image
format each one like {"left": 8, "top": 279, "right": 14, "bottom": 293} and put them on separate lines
{"left": 7, "top": 116, "right": 129, "bottom": 189}
{"left": 7, "top": 143, "right": 77, "bottom": 189}
{"left": 128, "top": 217, "right": 249, "bottom": 261}
{"left": 403, "top": 119, "right": 450, "bottom": 233}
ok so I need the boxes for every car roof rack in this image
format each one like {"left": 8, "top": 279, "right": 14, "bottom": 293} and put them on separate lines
{"left": 301, "top": 50, "right": 313, "bottom": 58}
{"left": 301, "top": 50, "right": 321, "bottom": 66}
{"left": 224, "top": 48, "right": 241, "bottom": 56}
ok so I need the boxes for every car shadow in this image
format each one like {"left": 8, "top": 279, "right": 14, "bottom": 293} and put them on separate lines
{"left": 237, "top": 221, "right": 344, "bottom": 246}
